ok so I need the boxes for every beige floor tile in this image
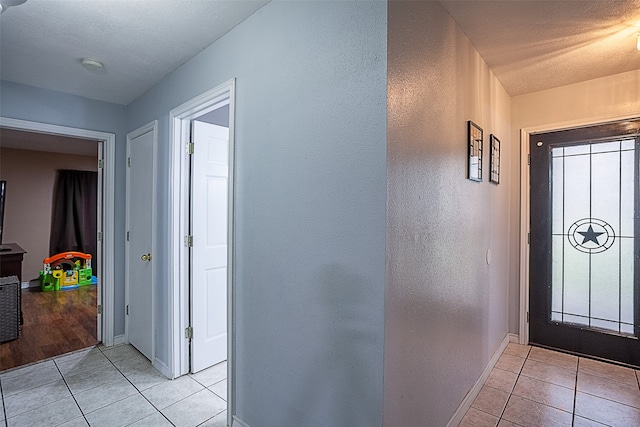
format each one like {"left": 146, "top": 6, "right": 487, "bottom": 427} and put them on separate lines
{"left": 497, "top": 420, "right": 520, "bottom": 427}
{"left": 503, "top": 343, "right": 531, "bottom": 359}
{"left": 190, "top": 360, "right": 227, "bottom": 387}
{"left": 55, "top": 351, "right": 111, "bottom": 377}
{"left": 471, "top": 386, "right": 510, "bottom": 417}
{"left": 200, "top": 410, "right": 228, "bottom": 427}
{"left": 575, "top": 391, "right": 640, "bottom": 426}
{"left": 3, "top": 378, "right": 71, "bottom": 419}
{"left": 573, "top": 415, "right": 609, "bottom": 427}
{"left": 101, "top": 344, "right": 144, "bottom": 363}
{"left": 520, "top": 359, "right": 576, "bottom": 389}
{"left": 485, "top": 368, "right": 518, "bottom": 393}
{"left": 512, "top": 374, "right": 574, "bottom": 413}
{"left": 6, "top": 396, "right": 82, "bottom": 427}
{"left": 209, "top": 379, "right": 227, "bottom": 401}
{"left": 84, "top": 394, "right": 157, "bottom": 427}
{"left": 577, "top": 371, "right": 640, "bottom": 409}
{"left": 142, "top": 375, "right": 205, "bottom": 410}
{"left": 125, "top": 365, "right": 169, "bottom": 391}
{"left": 579, "top": 357, "right": 638, "bottom": 386}
{"left": 495, "top": 354, "right": 526, "bottom": 374}
{"left": 501, "top": 394, "right": 573, "bottom": 427}
{"left": 527, "top": 347, "right": 578, "bottom": 371}
{"left": 161, "top": 389, "right": 226, "bottom": 427}
{"left": 74, "top": 376, "right": 139, "bottom": 414}
{"left": 1, "top": 363, "right": 62, "bottom": 396}
{"left": 128, "top": 412, "right": 174, "bottom": 427}
{"left": 458, "top": 407, "right": 499, "bottom": 427}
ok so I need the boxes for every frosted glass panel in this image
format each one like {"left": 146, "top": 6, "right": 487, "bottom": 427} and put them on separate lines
{"left": 550, "top": 140, "right": 635, "bottom": 335}
{"left": 552, "top": 156, "right": 564, "bottom": 235}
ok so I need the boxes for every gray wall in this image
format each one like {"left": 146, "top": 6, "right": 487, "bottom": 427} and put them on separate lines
{"left": 385, "top": 2, "right": 513, "bottom": 425}
{"left": 126, "top": 2, "right": 387, "bottom": 425}
{"left": 0, "top": 80, "right": 128, "bottom": 336}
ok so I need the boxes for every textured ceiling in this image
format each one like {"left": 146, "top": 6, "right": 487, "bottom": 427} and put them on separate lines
{"left": 0, "top": 0, "right": 268, "bottom": 105}
{"left": 1, "top": 1, "right": 639, "bottom": 105}
{"left": 441, "top": 0, "right": 640, "bottom": 96}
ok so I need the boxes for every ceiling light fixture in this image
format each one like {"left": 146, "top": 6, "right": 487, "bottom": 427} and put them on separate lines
{"left": 0, "top": 0, "right": 27, "bottom": 14}
{"left": 81, "top": 58, "right": 104, "bottom": 73}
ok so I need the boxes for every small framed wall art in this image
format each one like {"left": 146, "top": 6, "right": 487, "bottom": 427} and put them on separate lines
{"left": 489, "top": 134, "right": 500, "bottom": 184}
{"left": 467, "top": 121, "right": 483, "bottom": 182}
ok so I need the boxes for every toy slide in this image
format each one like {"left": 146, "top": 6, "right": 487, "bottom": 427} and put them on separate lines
{"left": 39, "top": 251, "right": 94, "bottom": 291}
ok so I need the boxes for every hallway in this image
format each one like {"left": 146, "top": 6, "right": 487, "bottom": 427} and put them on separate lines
{"left": 461, "top": 343, "right": 640, "bottom": 426}
{"left": 0, "top": 344, "right": 227, "bottom": 426}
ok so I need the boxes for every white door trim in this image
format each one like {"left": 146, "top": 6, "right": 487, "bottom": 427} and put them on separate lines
{"left": 518, "top": 111, "right": 640, "bottom": 346}
{"left": 0, "top": 116, "right": 116, "bottom": 346}
{"left": 125, "top": 120, "right": 158, "bottom": 362}
{"left": 169, "top": 79, "right": 236, "bottom": 422}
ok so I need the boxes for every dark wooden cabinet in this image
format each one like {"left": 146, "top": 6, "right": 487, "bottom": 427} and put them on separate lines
{"left": 0, "top": 243, "right": 26, "bottom": 283}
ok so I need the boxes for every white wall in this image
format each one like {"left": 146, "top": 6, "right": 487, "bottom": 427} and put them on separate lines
{"left": 126, "top": 2, "right": 387, "bottom": 425}
{"left": 510, "top": 69, "right": 640, "bottom": 333}
{"left": 385, "top": 2, "right": 512, "bottom": 425}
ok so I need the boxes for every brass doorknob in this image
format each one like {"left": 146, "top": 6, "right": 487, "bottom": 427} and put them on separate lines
{"left": 141, "top": 254, "right": 152, "bottom": 261}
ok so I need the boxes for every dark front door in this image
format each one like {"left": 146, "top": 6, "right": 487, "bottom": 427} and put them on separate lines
{"left": 529, "top": 120, "right": 640, "bottom": 365}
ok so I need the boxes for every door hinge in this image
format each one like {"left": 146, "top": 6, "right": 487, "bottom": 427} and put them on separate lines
{"left": 528, "top": 154, "right": 531, "bottom": 166}
{"left": 187, "top": 142, "right": 194, "bottom": 155}
{"left": 528, "top": 232, "right": 530, "bottom": 244}
{"left": 126, "top": 231, "right": 130, "bottom": 241}
{"left": 98, "top": 159, "right": 104, "bottom": 169}
{"left": 126, "top": 305, "right": 129, "bottom": 315}
{"left": 127, "top": 157, "right": 131, "bottom": 167}
{"left": 185, "top": 235, "right": 193, "bottom": 247}
{"left": 527, "top": 311, "right": 530, "bottom": 323}
{"left": 185, "top": 326, "right": 193, "bottom": 340}
{"left": 97, "top": 305, "right": 103, "bottom": 315}
{"left": 97, "top": 231, "right": 103, "bottom": 242}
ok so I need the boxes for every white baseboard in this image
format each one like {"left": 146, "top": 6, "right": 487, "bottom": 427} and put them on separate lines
{"left": 446, "top": 333, "right": 517, "bottom": 427}
{"left": 233, "top": 415, "right": 251, "bottom": 427}
{"left": 21, "top": 282, "right": 29, "bottom": 289}
{"left": 153, "top": 358, "right": 172, "bottom": 379}
{"left": 113, "top": 334, "right": 127, "bottom": 346}
{"left": 508, "top": 333, "right": 520, "bottom": 343}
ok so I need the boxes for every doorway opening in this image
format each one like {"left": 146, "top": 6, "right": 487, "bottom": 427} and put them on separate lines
{"left": 169, "top": 79, "right": 235, "bottom": 424}
{"left": 0, "top": 117, "right": 116, "bottom": 369}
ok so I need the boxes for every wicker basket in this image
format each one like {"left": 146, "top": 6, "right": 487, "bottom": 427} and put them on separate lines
{"left": 0, "top": 275, "right": 20, "bottom": 342}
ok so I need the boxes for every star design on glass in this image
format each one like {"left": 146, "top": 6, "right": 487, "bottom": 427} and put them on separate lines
{"left": 577, "top": 225, "right": 605, "bottom": 245}
{"left": 567, "top": 218, "right": 615, "bottom": 254}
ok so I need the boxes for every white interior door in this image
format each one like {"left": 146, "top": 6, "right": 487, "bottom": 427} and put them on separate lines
{"left": 191, "top": 120, "right": 228, "bottom": 373}
{"left": 126, "top": 127, "right": 155, "bottom": 361}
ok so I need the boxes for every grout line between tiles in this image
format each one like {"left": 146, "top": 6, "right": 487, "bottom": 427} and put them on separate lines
{"left": 0, "top": 376, "right": 7, "bottom": 423}
{"left": 52, "top": 356, "right": 89, "bottom": 427}
{"left": 93, "top": 345, "right": 177, "bottom": 426}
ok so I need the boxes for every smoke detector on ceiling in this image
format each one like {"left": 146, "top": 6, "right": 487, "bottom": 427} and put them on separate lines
{"left": 0, "top": 0, "right": 27, "bottom": 14}
{"left": 81, "top": 58, "right": 105, "bottom": 73}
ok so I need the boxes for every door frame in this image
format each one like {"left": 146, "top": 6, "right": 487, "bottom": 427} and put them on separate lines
{"left": 519, "top": 112, "right": 640, "bottom": 345}
{"left": 0, "top": 116, "right": 116, "bottom": 346}
{"left": 125, "top": 120, "right": 158, "bottom": 361}
{"left": 168, "top": 79, "right": 236, "bottom": 418}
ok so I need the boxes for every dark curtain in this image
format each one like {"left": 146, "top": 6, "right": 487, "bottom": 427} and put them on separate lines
{"left": 49, "top": 170, "right": 98, "bottom": 270}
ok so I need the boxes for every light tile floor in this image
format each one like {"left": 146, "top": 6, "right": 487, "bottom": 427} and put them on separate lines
{"left": 460, "top": 342, "right": 640, "bottom": 427}
{"left": 0, "top": 344, "right": 227, "bottom": 427}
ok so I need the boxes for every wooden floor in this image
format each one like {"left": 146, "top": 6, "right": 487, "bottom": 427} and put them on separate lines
{"left": 0, "top": 285, "right": 98, "bottom": 371}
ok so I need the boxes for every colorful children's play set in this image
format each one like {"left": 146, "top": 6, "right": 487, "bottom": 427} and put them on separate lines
{"left": 39, "top": 251, "right": 94, "bottom": 291}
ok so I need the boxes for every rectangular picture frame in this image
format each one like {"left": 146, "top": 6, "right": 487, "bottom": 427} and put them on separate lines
{"left": 468, "top": 121, "right": 483, "bottom": 182}
{"left": 490, "top": 134, "right": 500, "bottom": 184}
